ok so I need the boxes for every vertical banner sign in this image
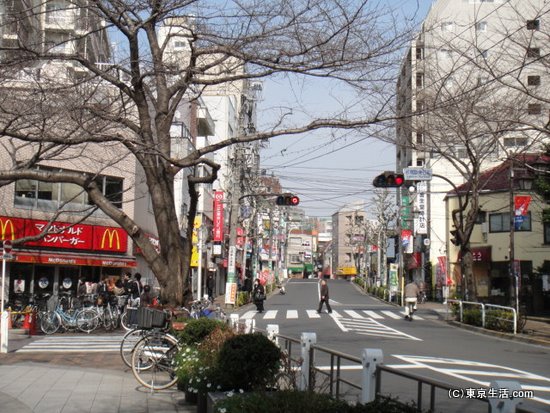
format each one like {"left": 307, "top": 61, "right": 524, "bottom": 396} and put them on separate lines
{"left": 401, "top": 229, "right": 413, "bottom": 254}
{"left": 389, "top": 263, "right": 398, "bottom": 292}
{"left": 514, "top": 195, "right": 531, "bottom": 230}
{"left": 213, "top": 191, "right": 224, "bottom": 242}
{"left": 401, "top": 194, "right": 411, "bottom": 230}
{"left": 414, "top": 182, "right": 428, "bottom": 235}
{"left": 225, "top": 245, "right": 237, "bottom": 304}
{"left": 190, "top": 216, "right": 202, "bottom": 267}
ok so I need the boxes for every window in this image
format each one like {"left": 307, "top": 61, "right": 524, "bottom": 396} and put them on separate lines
{"left": 455, "top": 146, "right": 468, "bottom": 159}
{"left": 441, "top": 22, "right": 454, "bottom": 32}
{"left": 289, "top": 254, "right": 302, "bottom": 264}
{"left": 526, "top": 48, "right": 540, "bottom": 58}
{"left": 173, "top": 40, "right": 186, "bottom": 49}
{"left": 526, "top": 20, "right": 540, "bottom": 30}
{"left": 15, "top": 167, "right": 123, "bottom": 210}
{"left": 438, "top": 49, "right": 452, "bottom": 59}
{"left": 503, "top": 137, "right": 528, "bottom": 148}
{"left": 489, "top": 212, "right": 531, "bottom": 232}
{"left": 416, "top": 159, "right": 424, "bottom": 166}
{"left": 527, "top": 75, "right": 541, "bottom": 86}
{"left": 416, "top": 47, "right": 423, "bottom": 60}
{"left": 416, "top": 73, "right": 424, "bottom": 88}
{"left": 416, "top": 132, "right": 423, "bottom": 144}
{"left": 528, "top": 103, "right": 542, "bottom": 115}
{"left": 476, "top": 21, "right": 488, "bottom": 32}
{"left": 479, "top": 49, "right": 489, "bottom": 59}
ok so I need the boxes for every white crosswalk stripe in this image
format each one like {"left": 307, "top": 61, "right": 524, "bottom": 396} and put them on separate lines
{"left": 236, "top": 309, "right": 424, "bottom": 321}
{"left": 16, "top": 334, "right": 125, "bottom": 353}
{"left": 399, "top": 311, "right": 423, "bottom": 320}
{"left": 334, "top": 317, "right": 422, "bottom": 341}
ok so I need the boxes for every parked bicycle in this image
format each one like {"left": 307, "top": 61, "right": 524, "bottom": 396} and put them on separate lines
{"left": 40, "top": 296, "right": 99, "bottom": 334}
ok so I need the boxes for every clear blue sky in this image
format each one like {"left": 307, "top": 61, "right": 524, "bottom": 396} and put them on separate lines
{"left": 259, "top": 1, "right": 434, "bottom": 218}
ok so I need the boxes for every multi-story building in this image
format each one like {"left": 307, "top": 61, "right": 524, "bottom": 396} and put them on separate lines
{"left": 331, "top": 205, "right": 368, "bottom": 277}
{"left": 445, "top": 154, "right": 550, "bottom": 312}
{"left": 0, "top": 1, "right": 157, "bottom": 301}
{"left": 396, "top": 0, "right": 550, "bottom": 294}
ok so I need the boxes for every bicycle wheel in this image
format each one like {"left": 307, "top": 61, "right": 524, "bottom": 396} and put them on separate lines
{"left": 131, "top": 333, "right": 180, "bottom": 390}
{"left": 120, "top": 328, "right": 147, "bottom": 368}
{"left": 77, "top": 308, "right": 100, "bottom": 333}
{"left": 121, "top": 307, "right": 137, "bottom": 331}
{"left": 103, "top": 307, "right": 114, "bottom": 331}
{"left": 111, "top": 305, "right": 121, "bottom": 329}
{"left": 40, "top": 311, "right": 61, "bottom": 334}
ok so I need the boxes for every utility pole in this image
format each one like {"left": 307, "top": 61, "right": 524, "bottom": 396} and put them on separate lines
{"left": 509, "top": 160, "right": 518, "bottom": 311}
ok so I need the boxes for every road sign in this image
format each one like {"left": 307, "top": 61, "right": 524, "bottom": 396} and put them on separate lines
{"left": 403, "top": 167, "right": 433, "bottom": 181}
{"left": 2, "top": 240, "right": 12, "bottom": 254}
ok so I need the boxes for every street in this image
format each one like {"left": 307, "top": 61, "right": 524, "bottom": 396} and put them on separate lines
{"left": 239, "top": 279, "right": 550, "bottom": 412}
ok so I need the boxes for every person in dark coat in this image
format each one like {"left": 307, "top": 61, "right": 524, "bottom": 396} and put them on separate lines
{"left": 252, "top": 278, "right": 265, "bottom": 313}
{"left": 317, "top": 279, "right": 332, "bottom": 314}
{"left": 206, "top": 274, "right": 215, "bottom": 300}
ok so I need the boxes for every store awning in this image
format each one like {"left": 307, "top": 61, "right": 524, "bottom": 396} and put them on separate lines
{"left": 1, "top": 250, "right": 137, "bottom": 268}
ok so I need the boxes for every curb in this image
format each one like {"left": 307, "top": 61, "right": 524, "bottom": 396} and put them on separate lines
{"left": 355, "top": 285, "right": 550, "bottom": 347}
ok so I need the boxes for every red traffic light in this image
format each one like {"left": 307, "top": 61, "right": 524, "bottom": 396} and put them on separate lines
{"left": 276, "top": 194, "right": 300, "bottom": 206}
{"left": 372, "top": 171, "right": 405, "bottom": 188}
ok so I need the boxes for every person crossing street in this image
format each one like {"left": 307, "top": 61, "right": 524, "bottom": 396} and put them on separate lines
{"left": 317, "top": 279, "right": 332, "bottom": 314}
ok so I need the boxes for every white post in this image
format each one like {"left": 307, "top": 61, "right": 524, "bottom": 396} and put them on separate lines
{"left": 361, "top": 349, "right": 383, "bottom": 403}
{"left": 245, "top": 318, "right": 255, "bottom": 333}
{"left": 197, "top": 222, "right": 203, "bottom": 300}
{"left": 0, "top": 256, "right": 7, "bottom": 354}
{"left": 299, "top": 332, "right": 316, "bottom": 391}
{"left": 0, "top": 311, "right": 8, "bottom": 353}
{"left": 229, "top": 314, "right": 239, "bottom": 331}
{"left": 488, "top": 381, "right": 523, "bottom": 413}
{"left": 266, "top": 324, "right": 279, "bottom": 346}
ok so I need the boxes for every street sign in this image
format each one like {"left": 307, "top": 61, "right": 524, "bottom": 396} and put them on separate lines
{"left": 403, "top": 167, "right": 433, "bottom": 181}
{"left": 2, "top": 240, "right": 12, "bottom": 254}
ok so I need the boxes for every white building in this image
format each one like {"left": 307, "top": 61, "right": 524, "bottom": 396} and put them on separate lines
{"left": 396, "top": 0, "right": 550, "bottom": 293}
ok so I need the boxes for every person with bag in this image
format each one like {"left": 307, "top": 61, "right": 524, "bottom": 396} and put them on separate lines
{"left": 252, "top": 278, "right": 265, "bottom": 313}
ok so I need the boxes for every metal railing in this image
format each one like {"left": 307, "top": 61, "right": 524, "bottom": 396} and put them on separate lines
{"left": 226, "top": 314, "right": 538, "bottom": 413}
{"left": 447, "top": 299, "right": 517, "bottom": 334}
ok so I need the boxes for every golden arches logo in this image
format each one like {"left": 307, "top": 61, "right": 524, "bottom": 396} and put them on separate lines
{"left": 101, "top": 229, "right": 121, "bottom": 250}
{"left": 0, "top": 219, "right": 15, "bottom": 240}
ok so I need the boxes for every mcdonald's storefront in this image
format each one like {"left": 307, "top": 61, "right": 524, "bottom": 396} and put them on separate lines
{"left": 0, "top": 216, "right": 136, "bottom": 300}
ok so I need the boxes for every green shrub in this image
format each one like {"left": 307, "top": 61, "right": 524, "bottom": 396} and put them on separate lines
{"left": 175, "top": 317, "right": 228, "bottom": 345}
{"left": 214, "top": 391, "right": 423, "bottom": 413}
{"left": 485, "top": 309, "right": 514, "bottom": 332}
{"left": 462, "top": 308, "right": 482, "bottom": 326}
{"left": 236, "top": 291, "right": 250, "bottom": 307}
{"left": 216, "top": 333, "right": 282, "bottom": 392}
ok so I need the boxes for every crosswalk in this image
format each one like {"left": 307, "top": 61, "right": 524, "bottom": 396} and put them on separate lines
{"left": 239, "top": 309, "right": 423, "bottom": 321}
{"left": 16, "top": 334, "right": 125, "bottom": 353}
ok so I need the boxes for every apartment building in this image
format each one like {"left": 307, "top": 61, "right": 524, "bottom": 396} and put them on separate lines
{"left": 0, "top": 1, "right": 159, "bottom": 301}
{"left": 331, "top": 206, "right": 369, "bottom": 278}
{"left": 395, "top": 0, "right": 550, "bottom": 293}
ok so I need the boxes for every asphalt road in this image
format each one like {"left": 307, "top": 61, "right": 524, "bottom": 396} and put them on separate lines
{"left": 238, "top": 278, "right": 550, "bottom": 413}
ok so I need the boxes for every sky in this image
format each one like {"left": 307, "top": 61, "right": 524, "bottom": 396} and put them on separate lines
{"left": 259, "top": 1, "right": 434, "bottom": 218}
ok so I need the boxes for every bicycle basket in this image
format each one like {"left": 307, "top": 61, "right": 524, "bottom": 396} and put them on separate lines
{"left": 136, "top": 307, "right": 166, "bottom": 329}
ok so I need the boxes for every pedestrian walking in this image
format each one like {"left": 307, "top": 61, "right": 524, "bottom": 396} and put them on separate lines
{"left": 404, "top": 279, "right": 420, "bottom": 320}
{"left": 317, "top": 279, "right": 332, "bottom": 314}
{"left": 252, "top": 278, "right": 265, "bottom": 313}
{"left": 206, "top": 273, "right": 215, "bottom": 300}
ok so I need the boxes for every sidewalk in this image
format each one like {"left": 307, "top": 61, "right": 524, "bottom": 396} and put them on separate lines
{"left": 419, "top": 301, "right": 550, "bottom": 347}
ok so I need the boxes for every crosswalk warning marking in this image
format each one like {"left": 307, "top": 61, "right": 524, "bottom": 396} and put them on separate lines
{"left": 286, "top": 310, "right": 298, "bottom": 319}
{"left": 263, "top": 310, "right": 277, "bottom": 320}
{"left": 344, "top": 310, "right": 365, "bottom": 319}
{"left": 307, "top": 310, "right": 321, "bottom": 318}
{"left": 363, "top": 310, "right": 384, "bottom": 319}
{"left": 336, "top": 317, "right": 422, "bottom": 341}
{"left": 381, "top": 311, "right": 402, "bottom": 319}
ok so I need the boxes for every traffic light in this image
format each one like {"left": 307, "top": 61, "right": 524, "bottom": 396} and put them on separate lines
{"left": 372, "top": 171, "right": 405, "bottom": 188}
{"left": 450, "top": 229, "right": 461, "bottom": 246}
{"left": 276, "top": 194, "right": 300, "bottom": 206}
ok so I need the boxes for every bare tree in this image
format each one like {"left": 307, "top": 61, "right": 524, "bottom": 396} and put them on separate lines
{"left": 0, "top": 0, "right": 417, "bottom": 305}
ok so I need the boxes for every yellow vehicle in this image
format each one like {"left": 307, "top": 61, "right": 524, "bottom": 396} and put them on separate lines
{"left": 335, "top": 266, "right": 357, "bottom": 278}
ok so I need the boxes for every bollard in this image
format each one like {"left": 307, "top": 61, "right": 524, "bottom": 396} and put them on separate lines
{"left": 299, "top": 332, "right": 317, "bottom": 391}
{"left": 244, "top": 318, "right": 255, "bottom": 333}
{"left": 488, "top": 381, "right": 523, "bottom": 413}
{"left": 361, "top": 349, "right": 383, "bottom": 403}
{"left": 1, "top": 311, "right": 9, "bottom": 353}
{"left": 229, "top": 314, "right": 239, "bottom": 331}
{"left": 266, "top": 324, "right": 279, "bottom": 346}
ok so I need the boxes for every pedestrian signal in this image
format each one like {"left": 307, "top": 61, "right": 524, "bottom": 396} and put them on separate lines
{"left": 276, "top": 194, "right": 300, "bottom": 206}
{"left": 372, "top": 171, "right": 405, "bottom": 188}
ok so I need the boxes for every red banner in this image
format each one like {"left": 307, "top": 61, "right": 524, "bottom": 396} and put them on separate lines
{"left": 0, "top": 216, "right": 127, "bottom": 253}
{"left": 514, "top": 195, "right": 531, "bottom": 216}
{"left": 213, "top": 191, "right": 224, "bottom": 242}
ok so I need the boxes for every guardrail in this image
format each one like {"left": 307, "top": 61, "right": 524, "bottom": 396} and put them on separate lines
{"left": 446, "top": 299, "right": 517, "bottom": 334}
{"left": 227, "top": 314, "right": 537, "bottom": 413}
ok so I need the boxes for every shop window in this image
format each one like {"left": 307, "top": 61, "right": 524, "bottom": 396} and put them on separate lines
{"left": 489, "top": 212, "right": 531, "bottom": 232}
